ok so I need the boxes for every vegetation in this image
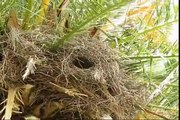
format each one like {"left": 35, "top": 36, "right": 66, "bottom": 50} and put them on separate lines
{"left": 0, "top": 0, "right": 179, "bottom": 119}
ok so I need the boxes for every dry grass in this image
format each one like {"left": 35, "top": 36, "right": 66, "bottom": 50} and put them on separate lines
{"left": 0, "top": 28, "right": 147, "bottom": 119}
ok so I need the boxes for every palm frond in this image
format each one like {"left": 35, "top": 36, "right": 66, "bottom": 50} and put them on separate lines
{"left": 51, "top": 0, "right": 131, "bottom": 50}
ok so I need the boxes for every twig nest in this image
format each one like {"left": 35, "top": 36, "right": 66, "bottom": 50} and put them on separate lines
{"left": 0, "top": 31, "right": 146, "bottom": 119}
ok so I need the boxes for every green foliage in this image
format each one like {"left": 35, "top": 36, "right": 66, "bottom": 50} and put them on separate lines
{"left": 51, "top": 0, "right": 131, "bottom": 50}
{"left": 22, "top": 0, "right": 34, "bottom": 29}
{"left": 89, "top": 0, "right": 178, "bottom": 118}
{"left": 104, "top": 0, "right": 178, "bottom": 119}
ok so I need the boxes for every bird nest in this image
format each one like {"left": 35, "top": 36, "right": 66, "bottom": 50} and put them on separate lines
{"left": 0, "top": 29, "right": 146, "bottom": 120}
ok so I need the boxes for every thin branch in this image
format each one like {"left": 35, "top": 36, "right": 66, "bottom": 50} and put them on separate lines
{"left": 127, "top": 55, "right": 179, "bottom": 59}
{"left": 148, "top": 104, "right": 178, "bottom": 111}
{"left": 144, "top": 108, "right": 170, "bottom": 120}
{"left": 147, "top": 66, "right": 178, "bottom": 103}
{"left": 122, "top": 19, "right": 178, "bottom": 42}
{"left": 136, "top": 104, "right": 171, "bottom": 120}
{"left": 138, "top": 19, "right": 178, "bottom": 35}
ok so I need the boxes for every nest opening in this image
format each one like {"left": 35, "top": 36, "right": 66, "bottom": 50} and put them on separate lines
{"left": 0, "top": 52, "right": 3, "bottom": 61}
{"left": 72, "top": 56, "right": 95, "bottom": 69}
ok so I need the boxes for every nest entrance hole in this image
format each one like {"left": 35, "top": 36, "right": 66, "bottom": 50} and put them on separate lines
{"left": 72, "top": 57, "right": 94, "bottom": 69}
{"left": 0, "top": 52, "right": 2, "bottom": 61}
